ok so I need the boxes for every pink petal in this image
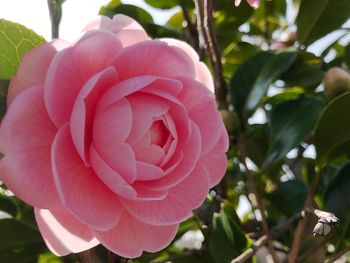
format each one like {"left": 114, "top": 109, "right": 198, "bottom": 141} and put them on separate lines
{"left": 96, "top": 76, "right": 182, "bottom": 111}
{"left": 93, "top": 98, "right": 137, "bottom": 183}
{"left": 247, "top": 0, "right": 260, "bottom": 8}
{"left": 136, "top": 161, "right": 165, "bottom": 181}
{"left": 35, "top": 207, "right": 99, "bottom": 256}
{"left": 121, "top": 159, "right": 210, "bottom": 226}
{"left": 70, "top": 67, "right": 119, "bottom": 165}
{"left": 94, "top": 212, "right": 178, "bottom": 258}
{"left": 0, "top": 86, "right": 60, "bottom": 208}
{"left": 140, "top": 121, "right": 201, "bottom": 190}
{"left": 7, "top": 40, "right": 68, "bottom": 106}
{"left": 51, "top": 124, "right": 123, "bottom": 231}
{"left": 177, "top": 77, "right": 224, "bottom": 155}
{"left": 44, "top": 31, "right": 123, "bottom": 127}
{"left": 112, "top": 40, "right": 196, "bottom": 81}
{"left": 160, "top": 38, "right": 214, "bottom": 93}
{"left": 90, "top": 146, "right": 137, "bottom": 200}
{"left": 199, "top": 131, "right": 228, "bottom": 187}
{"left": 126, "top": 93, "right": 169, "bottom": 145}
{"left": 83, "top": 15, "right": 149, "bottom": 47}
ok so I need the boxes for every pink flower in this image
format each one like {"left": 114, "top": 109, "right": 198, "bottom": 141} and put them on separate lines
{"left": 0, "top": 15, "right": 228, "bottom": 258}
{"left": 234, "top": 0, "right": 260, "bottom": 8}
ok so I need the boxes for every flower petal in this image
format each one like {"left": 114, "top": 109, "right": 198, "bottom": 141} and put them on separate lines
{"left": 93, "top": 98, "right": 137, "bottom": 183}
{"left": 35, "top": 207, "right": 99, "bottom": 256}
{"left": 8, "top": 40, "right": 68, "bottom": 105}
{"left": 70, "top": 67, "right": 119, "bottom": 165}
{"left": 45, "top": 31, "right": 123, "bottom": 127}
{"left": 160, "top": 38, "right": 214, "bottom": 93}
{"left": 83, "top": 14, "right": 149, "bottom": 47}
{"left": 51, "top": 124, "right": 123, "bottom": 231}
{"left": 121, "top": 161, "right": 210, "bottom": 225}
{"left": 94, "top": 212, "right": 178, "bottom": 258}
{"left": 0, "top": 86, "right": 60, "bottom": 208}
{"left": 199, "top": 131, "right": 228, "bottom": 187}
{"left": 112, "top": 40, "right": 196, "bottom": 81}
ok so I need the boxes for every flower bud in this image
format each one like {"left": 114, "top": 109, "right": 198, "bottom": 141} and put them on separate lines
{"left": 323, "top": 67, "right": 350, "bottom": 100}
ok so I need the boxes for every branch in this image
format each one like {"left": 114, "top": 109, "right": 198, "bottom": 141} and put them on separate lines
{"left": 231, "top": 213, "right": 302, "bottom": 263}
{"left": 180, "top": 5, "right": 200, "bottom": 51}
{"left": 237, "top": 134, "right": 280, "bottom": 263}
{"left": 47, "top": 0, "right": 63, "bottom": 39}
{"left": 194, "top": 0, "right": 228, "bottom": 110}
{"left": 77, "top": 248, "right": 102, "bottom": 263}
{"left": 287, "top": 169, "right": 322, "bottom": 263}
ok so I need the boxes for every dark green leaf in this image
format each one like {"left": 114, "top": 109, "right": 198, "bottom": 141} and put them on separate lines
{"left": 315, "top": 92, "right": 350, "bottom": 166}
{"left": 296, "top": 0, "right": 350, "bottom": 45}
{"left": 209, "top": 202, "right": 250, "bottom": 263}
{"left": 0, "top": 19, "right": 46, "bottom": 79}
{"left": 267, "top": 180, "right": 307, "bottom": 216}
{"left": 245, "top": 50, "right": 298, "bottom": 114}
{"left": 0, "top": 195, "right": 19, "bottom": 217}
{"left": 230, "top": 51, "right": 274, "bottom": 118}
{"left": 325, "top": 161, "right": 350, "bottom": 220}
{"left": 99, "top": 4, "right": 153, "bottom": 24}
{"left": 0, "top": 218, "right": 42, "bottom": 249}
{"left": 263, "top": 98, "right": 324, "bottom": 169}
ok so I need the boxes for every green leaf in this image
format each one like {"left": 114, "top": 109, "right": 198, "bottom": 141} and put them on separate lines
{"left": 99, "top": 4, "right": 153, "bottom": 24}
{"left": 0, "top": 219, "right": 42, "bottom": 249}
{"left": 325, "top": 161, "right": 350, "bottom": 220}
{"left": 0, "top": 79, "right": 9, "bottom": 119}
{"left": 296, "top": 0, "right": 350, "bottom": 45}
{"left": 230, "top": 51, "right": 274, "bottom": 118}
{"left": 209, "top": 202, "right": 250, "bottom": 263}
{"left": 315, "top": 92, "right": 350, "bottom": 166}
{"left": 38, "top": 253, "right": 63, "bottom": 263}
{"left": 263, "top": 98, "right": 324, "bottom": 169}
{"left": 245, "top": 50, "right": 298, "bottom": 114}
{"left": 0, "top": 195, "right": 19, "bottom": 217}
{"left": 267, "top": 180, "right": 307, "bottom": 216}
{"left": 0, "top": 19, "right": 46, "bottom": 79}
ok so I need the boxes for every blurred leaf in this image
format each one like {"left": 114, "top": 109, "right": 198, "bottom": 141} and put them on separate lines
{"left": 325, "top": 161, "right": 350, "bottom": 220}
{"left": 209, "top": 202, "right": 250, "bottom": 263}
{"left": 296, "top": 0, "right": 350, "bottom": 45}
{"left": 245, "top": 124, "right": 269, "bottom": 167}
{"left": 281, "top": 51, "right": 324, "bottom": 89}
{"left": 267, "top": 180, "right": 307, "bottom": 216}
{"left": 0, "top": 195, "right": 19, "bottom": 217}
{"left": 99, "top": 4, "right": 153, "bottom": 24}
{"left": 230, "top": 51, "right": 274, "bottom": 118}
{"left": 264, "top": 87, "right": 305, "bottom": 105}
{"left": 166, "top": 11, "right": 185, "bottom": 29}
{"left": 315, "top": 92, "right": 350, "bottom": 166}
{"left": 345, "top": 43, "right": 350, "bottom": 68}
{"left": 38, "top": 253, "right": 63, "bottom": 263}
{"left": 0, "top": 218, "right": 42, "bottom": 249}
{"left": 245, "top": 50, "right": 298, "bottom": 114}
{"left": 0, "top": 19, "right": 45, "bottom": 79}
{"left": 146, "top": 23, "right": 182, "bottom": 39}
{"left": 0, "top": 79, "right": 9, "bottom": 118}
{"left": 263, "top": 98, "right": 323, "bottom": 169}
{"left": 145, "top": 0, "right": 193, "bottom": 9}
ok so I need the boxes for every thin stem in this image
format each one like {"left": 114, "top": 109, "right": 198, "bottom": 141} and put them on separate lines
{"left": 47, "top": 0, "right": 62, "bottom": 39}
{"left": 288, "top": 167, "right": 321, "bottom": 263}
{"left": 180, "top": 4, "right": 200, "bottom": 51}
{"left": 194, "top": 0, "right": 228, "bottom": 110}
{"left": 231, "top": 212, "right": 302, "bottom": 263}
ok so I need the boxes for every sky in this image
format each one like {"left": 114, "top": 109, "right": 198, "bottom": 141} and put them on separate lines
{"left": 0, "top": 0, "right": 178, "bottom": 41}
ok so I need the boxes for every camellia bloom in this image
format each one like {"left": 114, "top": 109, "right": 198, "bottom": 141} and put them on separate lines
{"left": 0, "top": 15, "right": 228, "bottom": 258}
{"left": 234, "top": 0, "right": 260, "bottom": 9}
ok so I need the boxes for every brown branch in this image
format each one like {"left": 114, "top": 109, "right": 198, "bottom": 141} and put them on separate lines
{"left": 327, "top": 246, "right": 350, "bottom": 263}
{"left": 180, "top": 5, "right": 200, "bottom": 51}
{"left": 77, "top": 248, "right": 102, "bottom": 263}
{"left": 237, "top": 134, "right": 280, "bottom": 263}
{"left": 194, "top": 0, "right": 228, "bottom": 110}
{"left": 288, "top": 169, "right": 321, "bottom": 263}
{"left": 232, "top": 213, "right": 302, "bottom": 263}
{"left": 47, "top": 0, "right": 62, "bottom": 39}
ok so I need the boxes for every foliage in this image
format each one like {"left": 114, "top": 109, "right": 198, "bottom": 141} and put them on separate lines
{"left": 1, "top": 0, "right": 350, "bottom": 262}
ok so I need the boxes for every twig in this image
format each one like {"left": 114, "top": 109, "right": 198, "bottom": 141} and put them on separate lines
{"left": 47, "top": 0, "right": 63, "bottom": 39}
{"left": 77, "top": 248, "right": 102, "bottom": 263}
{"left": 194, "top": 0, "right": 228, "bottom": 110}
{"left": 237, "top": 134, "right": 280, "bottom": 263}
{"left": 326, "top": 246, "right": 350, "bottom": 263}
{"left": 108, "top": 251, "right": 116, "bottom": 263}
{"left": 288, "top": 169, "right": 322, "bottom": 263}
{"left": 180, "top": 4, "right": 200, "bottom": 51}
{"left": 297, "top": 234, "right": 334, "bottom": 262}
{"left": 232, "top": 213, "right": 302, "bottom": 263}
